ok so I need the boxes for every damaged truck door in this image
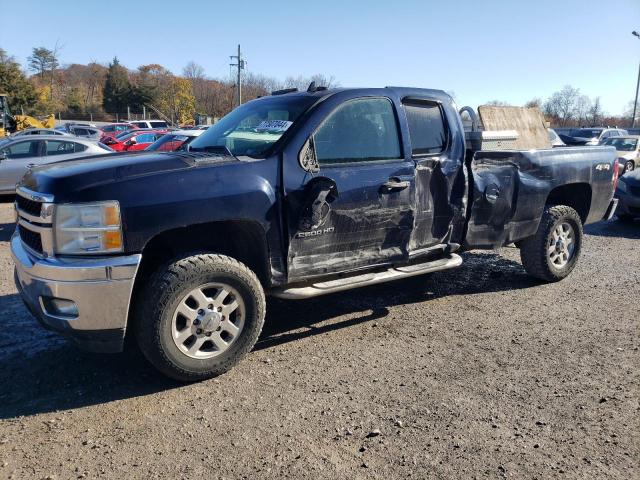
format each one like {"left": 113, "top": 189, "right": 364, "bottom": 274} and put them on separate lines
{"left": 285, "top": 96, "right": 417, "bottom": 281}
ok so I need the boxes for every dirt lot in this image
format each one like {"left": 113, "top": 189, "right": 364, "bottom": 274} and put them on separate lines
{"left": 0, "top": 199, "right": 637, "bottom": 480}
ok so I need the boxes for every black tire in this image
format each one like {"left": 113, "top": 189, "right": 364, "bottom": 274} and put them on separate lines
{"left": 519, "top": 205, "right": 583, "bottom": 282}
{"left": 134, "top": 253, "right": 266, "bottom": 382}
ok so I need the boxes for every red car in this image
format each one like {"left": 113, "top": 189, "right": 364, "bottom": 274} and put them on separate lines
{"left": 99, "top": 123, "right": 138, "bottom": 143}
{"left": 102, "top": 130, "right": 168, "bottom": 152}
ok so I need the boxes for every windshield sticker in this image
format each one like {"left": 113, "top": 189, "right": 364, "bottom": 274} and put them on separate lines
{"left": 255, "top": 120, "right": 292, "bottom": 133}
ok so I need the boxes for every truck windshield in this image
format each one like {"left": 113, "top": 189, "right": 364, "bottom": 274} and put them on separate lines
{"left": 603, "top": 138, "right": 637, "bottom": 151}
{"left": 189, "top": 95, "right": 317, "bottom": 158}
{"left": 571, "top": 128, "right": 602, "bottom": 138}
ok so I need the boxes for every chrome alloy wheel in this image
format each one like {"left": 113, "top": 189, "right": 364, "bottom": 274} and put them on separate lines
{"left": 548, "top": 222, "right": 575, "bottom": 269}
{"left": 171, "top": 283, "right": 245, "bottom": 359}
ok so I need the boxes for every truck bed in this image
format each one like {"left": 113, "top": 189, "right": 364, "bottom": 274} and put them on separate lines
{"left": 464, "top": 146, "right": 617, "bottom": 249}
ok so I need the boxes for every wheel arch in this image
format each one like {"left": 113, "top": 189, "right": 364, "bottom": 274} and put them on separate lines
{"left": 130, "top": 220, "right": 271, "bottom": 314}
{"left": 545, "top": 183, "right": 592, "bottom": 224}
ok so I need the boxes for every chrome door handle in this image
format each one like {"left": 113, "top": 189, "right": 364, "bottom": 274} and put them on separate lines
{"left": 381, "top": 179, "right": 410, "bottom": 193}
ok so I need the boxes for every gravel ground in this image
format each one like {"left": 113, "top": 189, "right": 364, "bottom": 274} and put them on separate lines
{"left": 0, "top": 199, "right": 637, "bottom": 480}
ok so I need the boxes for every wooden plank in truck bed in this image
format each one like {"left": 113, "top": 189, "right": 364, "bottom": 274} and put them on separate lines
{"left": 478, "top": 106, "right": 552, "bottom": 150}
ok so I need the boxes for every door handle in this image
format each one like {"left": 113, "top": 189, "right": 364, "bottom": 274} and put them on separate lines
{"left": 381, "top": 178, "right": 410, "bottom": 193}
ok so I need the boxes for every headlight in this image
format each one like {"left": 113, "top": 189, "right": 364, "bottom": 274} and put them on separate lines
{"left": 54, "top": 201, "right": 123, "bottom": 254}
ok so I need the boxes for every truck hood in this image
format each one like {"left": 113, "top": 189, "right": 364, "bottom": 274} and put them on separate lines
{"left": 19, "top": 151, "right": 239, "bottom": 197}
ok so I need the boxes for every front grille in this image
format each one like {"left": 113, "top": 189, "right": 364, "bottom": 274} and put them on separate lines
{"left": 629, "top": 185, "right": 640, "bottom": 197}
{"left": 16, "top": 195, "right": 42, "bottom": 217}
{"left": 19, "top": 226, "right": 43, "bottom": 254}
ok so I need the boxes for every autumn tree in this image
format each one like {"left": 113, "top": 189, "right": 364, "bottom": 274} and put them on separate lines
{"left": 157, "top": 76, "right": 196, "bottom": 125}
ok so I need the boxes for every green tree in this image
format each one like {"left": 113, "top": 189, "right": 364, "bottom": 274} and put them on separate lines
{"left": 28, "top": 47, "right": 57, "bottom": 80}
{"left": 0, "top": 49, "right": 37, "bottom": 113}
{"left": 103, "top": 57, "right": 131, "bottom": 117}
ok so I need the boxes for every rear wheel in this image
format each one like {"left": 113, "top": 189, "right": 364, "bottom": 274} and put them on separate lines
{"left": 134, "top": 253, "right": 266, "bottom": 382}
{"left": 519, "top": 205, "right": 583, "bottom": 282}
{"left": 623, "top": 161, "right": 634, "bottom": 174}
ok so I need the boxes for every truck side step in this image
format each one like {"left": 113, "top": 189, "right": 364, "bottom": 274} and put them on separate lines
{"left": 271, "top": 254, "right": 463, "bottom": 299}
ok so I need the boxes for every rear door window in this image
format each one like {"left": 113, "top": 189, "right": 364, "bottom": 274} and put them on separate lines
{"left": 136, "top": 133, "right": 155, "bottom": 143}
{"left": 402, "top": 100, "right": 448, "bottom": 155}
{"left": 46, "top": 140, "right": 77, "bottom": 156}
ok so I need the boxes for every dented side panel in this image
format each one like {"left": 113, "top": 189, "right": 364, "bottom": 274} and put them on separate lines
{"left": 286, "top": 161, "right": 416, "bottom": 281}
{"left": 464, "top": 146, "right": 617, "bottom": 249}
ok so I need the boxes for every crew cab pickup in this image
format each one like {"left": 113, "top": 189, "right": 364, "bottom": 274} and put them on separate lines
{"left": 11, "top": 87, "right": 619, "bottom": 381}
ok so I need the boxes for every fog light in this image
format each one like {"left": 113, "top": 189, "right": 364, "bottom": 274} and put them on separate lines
{"left": 41, "top": 297, "right": 79, "bottom": 319}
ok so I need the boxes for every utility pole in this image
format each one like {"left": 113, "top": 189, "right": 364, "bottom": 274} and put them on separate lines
{"left": 230, "top": 44, "right": 246, "bottom": 107}
{"left": 632, "top": 31, "right": 640, "bottom": 128}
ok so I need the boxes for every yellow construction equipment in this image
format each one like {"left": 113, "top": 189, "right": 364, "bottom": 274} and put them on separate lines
{"left": 0, "top": 94, "right": 55, "bottom": 138}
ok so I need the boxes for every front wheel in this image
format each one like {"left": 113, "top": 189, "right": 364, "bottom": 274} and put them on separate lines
{"left": 519, "top": 205, "right": 583, "bottom": 282}
{"left": 134, "top": 253, "right": 266, "bottom": 382}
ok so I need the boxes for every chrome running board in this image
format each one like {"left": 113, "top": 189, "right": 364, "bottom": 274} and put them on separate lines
{"left": 271, "top": 254, "right": 463, "bottom": 299}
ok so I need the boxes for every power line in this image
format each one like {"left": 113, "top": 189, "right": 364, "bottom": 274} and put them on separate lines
{"left": 229, "top": 45, "right": 246, "bottom": 107}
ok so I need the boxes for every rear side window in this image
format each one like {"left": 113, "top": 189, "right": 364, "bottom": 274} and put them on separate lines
{"left": 46, "top": 140, "right": 77, "bottom": 155}
{"left": 150, "top": 121, "right": 168, "bottom": 128}
{"left": 403, "top": 101, "right": 448, "bottom": 155}
{"left": 314, "top": 97, "right": 401, "bottom": 164}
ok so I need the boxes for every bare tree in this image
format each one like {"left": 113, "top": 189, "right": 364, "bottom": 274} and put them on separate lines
{"left": 485, "top": 100, "right": 510, "bottom": 106}
{"left": 544, "top": 85, "right": 580, "bottom": 127}
{"left": 588, "top": 97, "right": 604, "bottom": 126}
{"left": 574, "top": 95, "right": 592, "bottom": 126}
{"left": 283, "top": 74, "right": 338, "bottom": 91}
{"left": 524, "top": 98, "right": 543, "bottom": 109}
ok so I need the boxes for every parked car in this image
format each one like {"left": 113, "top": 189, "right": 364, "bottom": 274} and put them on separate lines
{"left": 127, "top": 119, "right": 169, "bottom": 129}
{"left": 69, "top": 125, "right": 102, "bottom": 140}
{"left": 100, "top": 123, "right": 138, "bottom": 137}
{"left": 145, "top": 129, "right": 204, "bottom": 152}
{"left": 615, "top": 168, "right": 640, "bottom": 221}
{"left": 103, "top": 130, "right": 168, "bottom": 152}
{"left": 12, "top": 87, "right": 618, "bottom": 381}
{"left": 13, "top": 128, "right": 71, "bottom": 137}
{"left": 548, "top": 128, "right": 565, "bottom": 147}
{"left": 601, "top": 136, "right": 639, "bottom": 175}
{"left": 566, "top": 127, "right": 628, "bottom": 146}
{"left": 0, "top": 136, "right": 112, "bottom": 194}
{"left": 57, "top": 122, "right": 97, "bottom": 133}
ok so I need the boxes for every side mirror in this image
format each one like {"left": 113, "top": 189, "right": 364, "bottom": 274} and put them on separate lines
{"left": 299, "top": 136, "right": 319, "bottom": 173}
{"left": 126, "top": 137, "right": 137, "bottom": 146}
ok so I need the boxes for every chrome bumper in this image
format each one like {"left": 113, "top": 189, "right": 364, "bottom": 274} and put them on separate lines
{"left": 11, "top": 232, "right": 141, "bottom": 353}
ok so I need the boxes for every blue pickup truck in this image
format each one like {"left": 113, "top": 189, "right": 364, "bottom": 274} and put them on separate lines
{"left": 11, "top": 86, "right": 619, "bottom": 381}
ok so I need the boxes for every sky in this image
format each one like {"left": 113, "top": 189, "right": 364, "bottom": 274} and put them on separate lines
{"left": 1, "top": 0, "right": 639, "bottom": 115}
